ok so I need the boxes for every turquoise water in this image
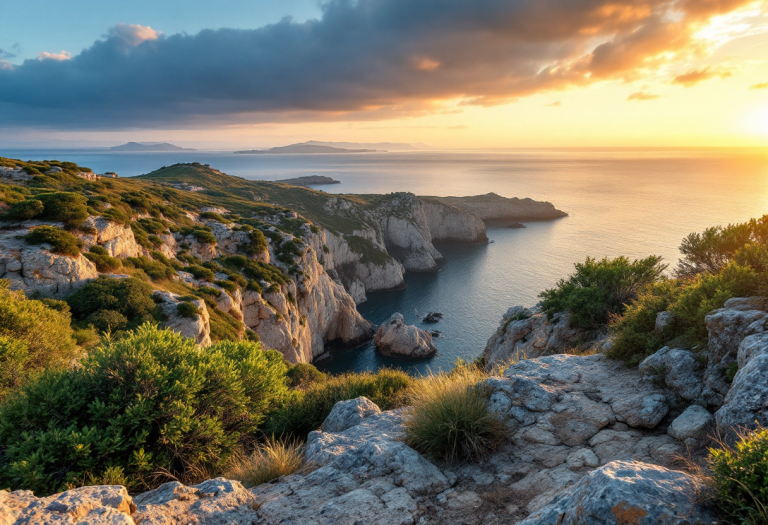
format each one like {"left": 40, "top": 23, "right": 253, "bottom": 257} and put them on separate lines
{"left": 3, "top": 147, "right": 768, "bottom": 373}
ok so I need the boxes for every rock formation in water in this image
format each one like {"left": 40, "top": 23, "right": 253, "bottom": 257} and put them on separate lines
{"left": 425, "top": 193, "right": 568, "bottom": 221}
{"left": 374, "top": 312, "right": 438, "bottom": 358}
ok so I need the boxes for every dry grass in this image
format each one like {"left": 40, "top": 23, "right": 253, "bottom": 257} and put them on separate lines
{"left": 224, "top": 438, "right": 307, "bottom": 488}
{"left": 403, "top": 365, "right": 504, "bottom": 463}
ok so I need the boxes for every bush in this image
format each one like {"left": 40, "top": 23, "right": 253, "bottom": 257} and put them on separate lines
{"left": 262, "top": 369, "right": 411, "bottom": 439}
{"left": 67, "top": 276, "right": 159, "bottom": 330}
{"left": 4, "top": 199, "right": 44, "bottom": 221}
{"left": 125, "top": 255, "right": 174, "bottom": 281}
{"left": 676, "top": 216, "right": 768, "bottom": 278}
{"left": 186, "top": 265, "right": 215, "bottom": 282}
{"left": 83, "top": 246, "right": 122, "bottom": 273}
{"left": 403, "top": 366, "right": 503, "bottom": 462}
{"left": 286, "top": 363, "right": 327, "bottom": 389}
{"left": 242, "top": 230, "right": 268, "bottom": 256}
{"left": 0, "top": 282, "right": 78, "bottom": 400}
{"left": 0, "top": 325, "right": 290, "bottom": 494}
{"left": 540, "top": 256, "right": 666, "bottom": 329}
{"left": 224, "top": 438, "right": 304, "bottom": 488}
{"left": 179, "top": 226, "right": 217, "bottom": 245}
{"left": 86, "top": 309, "right": 128, "bottom": 332}
{"left": 176, "top": 301, "right": 201, "bottom": 318}
{"left": 709, "top": 427, "right": 768, "bottom": 524}
{"left": 35, "top": 192, "right": 89, "bottom": 227}
{"left": 24, "top": 226, "right": 83, "bottom": 257}
{"left": 609, "top": 280, "right": 684, "bottom": 364}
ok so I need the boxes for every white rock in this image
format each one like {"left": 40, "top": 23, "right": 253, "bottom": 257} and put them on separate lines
{"left": 321, "top": 397, "right": 382, "bottom": 433}
{"left": 667, "top": 405, "right": 713, "bottom": 445}
{"left": 153, "top": 291, "right": 211, "bottom": 346}
{"left": 374, "top": 313, "right": 437, "bottom": 358}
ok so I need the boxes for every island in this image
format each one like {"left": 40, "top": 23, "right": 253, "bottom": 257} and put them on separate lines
{"left": 111, "top": 142, "right": 195, "bottom": 152}
{"left": 235, "top": 143, "right": 378, "bottom": 154}
{"left": 302, "top": 140, "right": 431, "bottom": 150}
{"left": 275, "top": 175, "right": 341, "bottom": 186}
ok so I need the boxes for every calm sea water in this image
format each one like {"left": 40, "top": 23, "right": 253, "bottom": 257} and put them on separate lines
{"left": 3, "top": 147, "right": 768, "bottom": 373}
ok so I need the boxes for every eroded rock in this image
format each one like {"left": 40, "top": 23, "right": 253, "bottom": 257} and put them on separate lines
{"left": 374, "top": 313, "right": 437, "bottom": 358}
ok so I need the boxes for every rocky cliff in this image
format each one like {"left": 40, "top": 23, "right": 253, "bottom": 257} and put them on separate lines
{"left": 427, "top": 193, "right": 568, "bottom": 221}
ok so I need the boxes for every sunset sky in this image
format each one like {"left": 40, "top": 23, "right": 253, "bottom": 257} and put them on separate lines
{"left": 1, "top": 0, "right": 767, "bottom": 149}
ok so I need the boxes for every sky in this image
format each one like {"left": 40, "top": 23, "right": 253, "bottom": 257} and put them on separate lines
{"left": 1, "top": 0, "right": 768, "bottom": 149}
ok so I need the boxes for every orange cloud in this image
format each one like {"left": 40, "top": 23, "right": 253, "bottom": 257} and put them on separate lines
{"left": 751, "top": 82, "right": 768, "bottom": 89}
{"left": 673, "top": 66, "right": 732, "bottom": 87}
{"left": 627, "top": 91, "right": 660, "bottom": 100}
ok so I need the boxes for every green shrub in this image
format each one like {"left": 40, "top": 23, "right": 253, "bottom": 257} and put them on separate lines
{"left": 0, "top": 325, "right": 290, "bottom": 494}
{"left": 199, "top": 212, "right": 230, "bottom": 224}
{"left": 84, "top": 246, "right": 122, "bottom": 273}
{"left": 214, "top": 280, "right": 237, "bottom": 293}
{"left": 0, "top": 281, "right": 78, "bottom": 400}
{"left": 176, "top": 302, "right": 201, "bottom": 318}
{"left": 286, "top": 363, "right": 327, "bottom": 389}
{"left": 87, "top": 310, "right": 129, "bottom": 332}
{"left": 125, "top": 256, "right": 174, "bottom": 281}
{"left": 540, "top": 256, "right": 666, "bottom": 329}
{"left": 66, "top": 277, "right": 159, "bottom": 330}
{"left": 262, "top": 369, "right": 411, "bottom": 439}
{"left": 676, "top": 216, "right": 768, "bottom": 278}
{"left": 609, "top": 280, "right": 684, "bottom": 364}
{"left": 24, "top": 226, "right": 83, "bottom": 257}
{"left": 242, "top": 230, "right": 268, "bottom": 256}
{"left": 186, "top": 265, "right": 215, "bottom": 282}
{"left": 208, "top": 308, "right": 243, "bottom": 343}
{"left": 403, "top": 366, "right": 503, "bottom": 462}
{"left": 179, "top": 226, "right": 217, "bottom": 245}
{"left": 4, "top": 199, "right": 44, "bottom": 221}
{"left": 35, "top": 192, "right": 89, "bottom": 227}
{"left": 709, "top": 427, "right": 768, "bottom": 525}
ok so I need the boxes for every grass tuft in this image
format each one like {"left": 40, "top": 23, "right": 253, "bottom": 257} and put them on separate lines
{"left": 224, "top": 438, "right": 306, "bottom": 488}
{"left": 403, "top": 365, "right": 503, "bottom": 463}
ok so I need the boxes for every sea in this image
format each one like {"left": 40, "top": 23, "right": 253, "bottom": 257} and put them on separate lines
{"left": 3, "top": 147, "right": 768, "bottom": 374}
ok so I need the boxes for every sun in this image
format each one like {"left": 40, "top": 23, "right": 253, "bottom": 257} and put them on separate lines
{"left": 748, "top": 105, "right": 768, "bottom": 135}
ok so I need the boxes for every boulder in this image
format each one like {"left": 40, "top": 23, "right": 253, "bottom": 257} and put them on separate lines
{"left": 76, "top": 217, "right": 141, "bottom": 258}
{"left": 134, "top": 478, "right": 259, "bottom": 525}
{"left": 704, "top": 298, "right": 768, "bottom": 403}
{"left": 1, "top": 485, "right": 136, "bottom": 525}
{"left": 321, "top": 397, "right": 382, "bottom": 433}
{"left": 153, "top": 291, "right": 212, "bottom": 346}
{"left": 483, "top": 306, "right": 588, "bottom": 369}
{"left": 655, "top": 311, "right": 677, "bottom": 332}
{"left": 518, "top": 461, "right": 713, "bottom": 525}
{"left": 668, "top": 405, "right": 713, "bottom": 447}
{"left": 374, "top": 313, "right": 437, "bottom": 358}
{"left": 715, "top": 331, "right": 768, "bottom": 442}
{"left": 639, "top": 347, "right": 708, "bottom": 404}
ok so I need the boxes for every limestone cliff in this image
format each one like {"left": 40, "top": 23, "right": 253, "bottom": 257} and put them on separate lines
{"left": 426, "top": 193, "right": 568, "bottom": 221}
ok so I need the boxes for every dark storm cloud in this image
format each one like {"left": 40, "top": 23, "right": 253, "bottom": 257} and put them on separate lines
{"left": 0, "top": 0, "right": 754, "bottom": 129}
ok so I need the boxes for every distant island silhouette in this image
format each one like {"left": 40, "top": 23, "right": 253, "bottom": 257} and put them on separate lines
{"left": 111, "top": 142, "right": 196, "bottom": 152}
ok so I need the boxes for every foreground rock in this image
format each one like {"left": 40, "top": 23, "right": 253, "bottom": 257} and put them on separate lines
{"left": 715, "top": 330, "right": 768, "bottom": 442}
{"left": 483, "top": 306, "right": 588, "bottom": 368}
{"left": 519, "top": 461, "right": 712, "bottom": 525}
{"left": 374, "top": 313, "right": 438, "bottom": 358}
{"left": 320, "top": 396, "right": 381, "bottom": 433}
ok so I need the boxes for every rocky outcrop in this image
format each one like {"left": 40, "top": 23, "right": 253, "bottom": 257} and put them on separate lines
{"left": 0, "top": 485, "right": 136, "bottom": 525}
{"left": 374, "top": 313, "right": 437, "bottom": 358}
{"left": 715, "top": 330, "right": 768, "bottom": 442}
{"left": 483, "top": 306, "right": 587, "bottom": 369}
{"left": 77, "top": 217, "right": 141, "bottom": 258}
{"left": 639, "top": 346, "right": 710, "bottom": 405}
{"left": 427, "top": 193, "right": 568, "bottom": 221}
{"left": 0, "top": 227, "right": 98, "bottom": 298}
{"left": 154, "top": 291, "right": 212, "bottom": 347}
{"left": 320, "top": 396, "right": 381, "bottom": 433}
{"left": 519, "top": 461, "right": 712, "bottom": 525}
{"left": 703, "top": 297, "right": 768, "bottom": 404}
{"left": 668, "top": 405, "right": 713, "bottom": 448}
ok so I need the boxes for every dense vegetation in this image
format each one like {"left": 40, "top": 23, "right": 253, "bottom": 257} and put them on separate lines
{"left": 0, "top": 325, "right": 289, "bottom": 494}
{"left": 540, "top": 256, "right": 666, "bottom": 330}
{"left": 66, "top": 277, "right": 161, "bottom": 333}
{"left": 709, "top": 427, "right": 768, "bottom": 524}
{"left": 0, "top": 282, "right": 79, "bottom": 400}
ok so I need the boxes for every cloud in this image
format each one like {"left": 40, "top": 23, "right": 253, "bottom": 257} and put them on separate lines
{"left": 0, "top": 49, "right": 16, "bottom": 60}
{"left": 0, "top": 0, "right": 759, "bottom": 129}
{"left": 448, "top": 125, "right": 468, "bottom": 129}
{"left": 672, "top": 66, "right": 732, "bottom": 86}
{"left": 545, "top": 101, "right": 562, "bottom": 107}
{"left": 627, "top": 91, "right": 660, "bottom": 100}
{"left": 37, "top": 51, "right": 73, "bottom": 61}
{"left": 751, "top": 82, "right": 768, "bottom": 89}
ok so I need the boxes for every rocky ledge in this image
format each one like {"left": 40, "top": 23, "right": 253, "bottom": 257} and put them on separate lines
{"left": 1, "top": 352, "right": 724, "bottom": 525}
{"left": 424, "top": 193, "right": 568, "bottom": 222}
